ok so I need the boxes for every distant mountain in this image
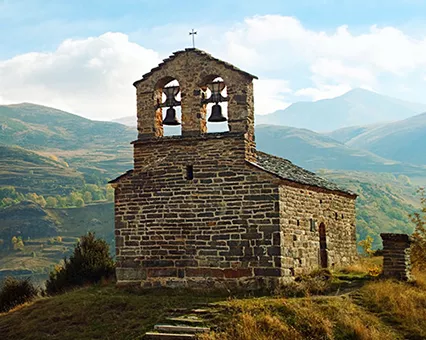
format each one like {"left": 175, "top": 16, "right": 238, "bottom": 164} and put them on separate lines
{"left": 347, "top": 112, "right": 426, "bottom": 166}
{"left": 256, "top": 88, "right": 426, "bottom": 132}
{"left": 112, "top": 116, "right": 136, "bottom": 127}
{"left": 0, "top": 103, "right": 135, "bottom": 180}
{"left": 255, "top": 124, "right": 426, "bottom": 176}
{"left": 324, "top": 123, "right": 385, "bottom": 144}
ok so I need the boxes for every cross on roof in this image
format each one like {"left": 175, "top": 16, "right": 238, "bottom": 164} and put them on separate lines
{"left": 189, "top": 29, "right": 197, "bottom": 48}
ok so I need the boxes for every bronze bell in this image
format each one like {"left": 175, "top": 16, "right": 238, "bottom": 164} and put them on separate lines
{"left": 162, "top": 107, "right": 180, "bottom": 125}
{"left": 208, "top": 103, "right": 227, "bottom": 122}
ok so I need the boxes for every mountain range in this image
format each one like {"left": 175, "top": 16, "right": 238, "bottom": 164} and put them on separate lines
{"left": 256, "top": 88, "right": 426, "bottom": 131}
{"left": 1, "top": 88, "right": 426, "bottom": 278}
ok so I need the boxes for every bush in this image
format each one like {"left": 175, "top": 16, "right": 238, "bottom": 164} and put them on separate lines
{"left": 280, "top": 269, "right": 333, "bottom": 297}
{"left": 411, "top": 188, "right": 426, "bottom": 270}
{"left": 45, "top": 232, "right": 115, "bottom": 295}
{"left": 0, "top": 277, "right": 39, "bottom": 313}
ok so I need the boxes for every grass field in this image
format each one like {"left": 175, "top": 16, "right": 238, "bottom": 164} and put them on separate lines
{"left": 0, "top": 258, "right": 425, "bottom": 340}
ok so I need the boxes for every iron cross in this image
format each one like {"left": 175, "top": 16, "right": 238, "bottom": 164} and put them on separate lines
{"left": 189, "top": 29, "right": 197, "bottom": 48}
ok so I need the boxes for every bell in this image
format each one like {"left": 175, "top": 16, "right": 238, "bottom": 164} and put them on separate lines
{"left": 208, "top": 104, "right": 227, "bottom": 122}
{"left": 162, "top": 107, "right": 180, "bottom": 125}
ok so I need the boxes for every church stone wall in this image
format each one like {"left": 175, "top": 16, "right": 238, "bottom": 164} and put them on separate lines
{"left": 134, "top": 49, "right": 255, "bottom": 156}
{"left": 279, "top": 184, "right": 358, "bottom": 276}
{"left": 114, "top": 133, "right": 283, "bottom": 289}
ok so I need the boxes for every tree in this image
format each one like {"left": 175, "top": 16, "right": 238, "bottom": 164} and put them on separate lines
{"left": 11, "top": 236, "right": 24, "bottom": 251}
{"left": 45, "top": 232, "right": 115, "bottom": 295}
{"left": 106, "top": 185, "right": 114, "bottom": 201}
{"left": 45, "top": 196, "right": 58, "bottom": 208}
{"left": 0, "top": 277, "right": 38, "bottom": 312}
{"left": 83, "top": 191, "right": 93, "bottom": 204}
{"left": 0, "top": 186, "right": 17, "bottom": 200}
{"left": 75, "top": 198, "right": 84, "bottom": 208}
{"left": 358, "top": 236, "right": 374, "bottom": 257}
{"left": 411, "top": 188, "right": 426, "bottom": 269}
{"left": 57, "top": 196, "right": 68, "bottom": 208}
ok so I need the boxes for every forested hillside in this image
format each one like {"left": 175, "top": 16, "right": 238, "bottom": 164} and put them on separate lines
{"left": 1, "top": 102, "right": 425, "bottom": 280}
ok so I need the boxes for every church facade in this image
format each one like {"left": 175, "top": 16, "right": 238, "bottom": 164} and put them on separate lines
{"left": 110, "top": 49, "right": 358, "bottom": 289}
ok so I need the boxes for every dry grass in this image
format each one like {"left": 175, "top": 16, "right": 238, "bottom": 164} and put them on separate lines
{"left": 202, "top": 296, "right": 398, "bottom": 340}
{"left": 338, "top": 256, "right": 383, "bottom": 277}
{"left": 359, "top": 276, "right": 426, "bottom": 339}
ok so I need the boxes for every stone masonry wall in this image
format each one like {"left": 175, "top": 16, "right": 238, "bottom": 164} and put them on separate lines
{"left": 114, "top": 133, "right": 283, "bottom": 289}
{"left": 381, "top": 233, "right": 412, "bottom": 281}
{"left": 279, "top": 184, "right": 358, "bottom": 276}
{"left": 134, "top": 49, "right": 256, "bottom": 156}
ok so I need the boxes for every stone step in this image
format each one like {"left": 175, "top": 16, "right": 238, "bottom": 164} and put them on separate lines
{"left": 154, "top": 324, "right": 210, "bottom": 334}
{"left": 144, "top": 332, "right": 196, "bottom": 340}
{"left": 191, "top": 308, "right": 211, "bottom": 314}
{"left": 165, "top": 317, "right": 205, "bottom": 325}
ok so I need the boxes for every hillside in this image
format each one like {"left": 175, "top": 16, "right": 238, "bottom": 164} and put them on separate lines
{"left": 321, "top": 170, "right": 417, "bottom": 248}
{"left": 347, "top": 112, "right": 426, "bottom": 166}
{"left": 255, "top": 124, "right": 426, "bottom": 176}
{"left": 324, "top": 123, "right": 384, "bottom": 143}
{"left": 0, "top": 145, "right": 84, "bottom": 195}
{"left": 0, "top": 103, "right": 134, "bottom": 181}
{"left": 0, "top": 202, "right": 114, "bottom": 284}
{"left": 0, "top": 265, "right": 425, "bottom": 340}
{"left": 256, "top": 88, "right": 426, "bottom": 131}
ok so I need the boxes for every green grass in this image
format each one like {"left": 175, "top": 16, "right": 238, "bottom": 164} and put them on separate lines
{"left": 0, "top": 285, "right": 224, "bottom": 340}
{"left": 1, "top": 274, "right": 425, "bottom": 340}
{"left": 1, "top": 258, "right": 425, "bottom": 340}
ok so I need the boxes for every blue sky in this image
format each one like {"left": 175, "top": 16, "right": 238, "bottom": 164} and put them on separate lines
{"left": 1, "top": 0, "right": 426, "bottom": 121}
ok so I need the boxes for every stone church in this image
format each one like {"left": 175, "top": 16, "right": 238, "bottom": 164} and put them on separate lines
{"left": 110, "top": 48, "right": 358, "bottom": 289}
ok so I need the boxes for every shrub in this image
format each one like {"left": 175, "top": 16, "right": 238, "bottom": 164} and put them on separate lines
{"left": 358, "top": 236, "right": 374, "bottom": 257}
{"left": 45, "top": 232, "right": 115, "bottom": 295}
{"left": 411, "top": 188, "right": 426, "bottom": 270}
{"left": 280, "top": 269, "right": 333, "bottom": 297}
{"left": 0, "top": 277, "right": 39, "bottom": 313}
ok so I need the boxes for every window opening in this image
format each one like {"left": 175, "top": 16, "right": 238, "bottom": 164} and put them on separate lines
{"left": 160, "top": 79, "right": 181, "bottom": 136}
{"left": 201, "top": 77, "right": 229, "bottom": 133}
{"left": 186, "top": 165, "right": 194, "bottom": 180}
{"left": 310, "top": 219, "right": 316, "bottom": 232}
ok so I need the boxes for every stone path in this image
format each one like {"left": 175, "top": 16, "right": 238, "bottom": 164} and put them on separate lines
{"left": 144, "top": 305, "right": 219, "bottom": 339}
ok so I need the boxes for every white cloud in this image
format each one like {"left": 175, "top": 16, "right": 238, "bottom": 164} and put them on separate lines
{"left": 295, "top": 84, "right": 352, "bottom": 101}
{"left": 0, "top": 32, "right": 160, "bottom": 120}
{"left": 253, "top": 79, "right": 292, "bottom": 115}
{"left": 1, "top": 15, "right": 426, "bottom": 121}
{"left": 221, "top": 15, "right": 426, "bottom": 104}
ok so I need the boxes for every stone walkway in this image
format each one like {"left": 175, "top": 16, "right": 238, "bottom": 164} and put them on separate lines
{"left": 144, "top": 304, "right": 220, "bottom": 339}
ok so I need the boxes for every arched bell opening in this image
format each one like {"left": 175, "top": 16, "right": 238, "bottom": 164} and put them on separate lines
{"left": 155, "top": 77, "right": 182, "bottom": 137}
{"left": 199, "top": 76, "right": 229, "bottom": 134}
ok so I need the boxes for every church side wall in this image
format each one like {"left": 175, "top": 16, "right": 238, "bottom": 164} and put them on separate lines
{"left": 114, "top": 134, "right": 282, "bottom": 290}
{"left": 279, "top": 184, "right": 357, "bottom": 276}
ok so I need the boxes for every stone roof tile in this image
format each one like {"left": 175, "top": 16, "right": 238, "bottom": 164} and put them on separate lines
{"left": 252, "top": 151, "right": 355, "bottom": 196}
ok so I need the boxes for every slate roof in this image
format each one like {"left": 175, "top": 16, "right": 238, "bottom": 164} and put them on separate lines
{"left": 251, "top": 151, "right": 355, "bottom": 196}
{"left": 133, "top": 48, "right": 258, "bottom": 87}
{"left": 109, "top": 151, "right": 354, "bottom": 196}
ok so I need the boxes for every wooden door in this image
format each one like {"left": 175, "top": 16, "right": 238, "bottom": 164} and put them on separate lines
{"left": 319, "top": 223, "right": 328, "bottom": 268}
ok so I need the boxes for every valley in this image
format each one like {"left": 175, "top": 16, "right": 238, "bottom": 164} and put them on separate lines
{"left": 1, "top": 91, "right": 425, "bottom": 281}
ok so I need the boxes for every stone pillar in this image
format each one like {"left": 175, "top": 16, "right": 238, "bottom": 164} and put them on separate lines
{"left": 136, "top": 89, "right": 163, "bottom": 139}
{"left": 380, "top": 233, "right": 412, "bottom": 281}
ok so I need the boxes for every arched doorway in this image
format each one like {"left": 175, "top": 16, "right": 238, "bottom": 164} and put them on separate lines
{"left": 319, "top": 222, "right": 328, "bottom": 268}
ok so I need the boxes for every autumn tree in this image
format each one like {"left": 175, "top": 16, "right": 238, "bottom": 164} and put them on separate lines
{"left": 411, "top": 188, "right": 426, "bottom": 269}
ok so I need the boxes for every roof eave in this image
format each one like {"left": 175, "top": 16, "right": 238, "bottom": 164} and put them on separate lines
{"left": 246, "top": 160, "right": 357, "bottom": 198}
